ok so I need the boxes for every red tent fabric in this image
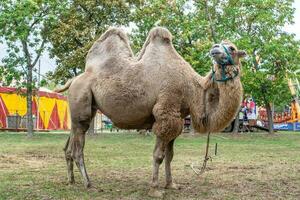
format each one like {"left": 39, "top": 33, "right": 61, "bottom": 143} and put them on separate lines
{"left": 48, "top": 102, "right": 60, "bottom": 130}
{"left": 0, "top": 95, "right": 8, "bottom": 128}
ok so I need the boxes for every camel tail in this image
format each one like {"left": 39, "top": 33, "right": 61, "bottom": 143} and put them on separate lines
{"left": 54, "top": 78, "right": 74, "bottom": 93}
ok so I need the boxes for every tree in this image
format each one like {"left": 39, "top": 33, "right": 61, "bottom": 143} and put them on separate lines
{"left": 0, "top": 0, "right": 64, "bottom": 137}
{"left": 46, "top": 0, "right": 141, "bottom": 84}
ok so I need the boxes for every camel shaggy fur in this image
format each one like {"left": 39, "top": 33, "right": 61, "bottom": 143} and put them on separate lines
{"left": 56, "top": 27, "right": 246, "bottom": 196}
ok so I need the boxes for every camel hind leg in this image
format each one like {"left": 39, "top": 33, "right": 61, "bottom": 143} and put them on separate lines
{"left": 64, "top": 136, "right": 74, "bottom": 184}
{"left": 64, "top": 74, "right": 96, "bottom": 188}
{"left": 68, "top": 121, "right": 93, "bottom": 188}
{"left": 65, "top": 110, "right": 96, "bottom": 188}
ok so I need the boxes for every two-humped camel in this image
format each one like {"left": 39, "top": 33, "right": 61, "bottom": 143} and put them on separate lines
{"left": 56, "top": 27, "right": 246, "bottom": 197}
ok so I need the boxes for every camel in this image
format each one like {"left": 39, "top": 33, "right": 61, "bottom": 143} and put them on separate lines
{"left": 56, "top": 27, "right": 246, "bottom": 197}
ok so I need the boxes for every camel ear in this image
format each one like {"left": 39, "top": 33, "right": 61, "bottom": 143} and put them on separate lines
{"left": 237, "top": 50, "right": 247, "bottom": 58}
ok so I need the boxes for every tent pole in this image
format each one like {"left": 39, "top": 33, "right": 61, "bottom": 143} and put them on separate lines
{"left": 37, "top": 59, "right": 41, "bottom": 131}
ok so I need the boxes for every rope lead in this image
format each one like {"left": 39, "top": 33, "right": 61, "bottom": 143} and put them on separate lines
{"left": 191, "top": 132, "right": 212, "bottom": 175}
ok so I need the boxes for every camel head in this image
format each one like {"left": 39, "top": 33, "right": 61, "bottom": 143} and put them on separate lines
{"left": 209, "top": 40, "right": 247, "bottom": 82}
{"left": 210, "top": 40, "right": 246, "bottom": 66}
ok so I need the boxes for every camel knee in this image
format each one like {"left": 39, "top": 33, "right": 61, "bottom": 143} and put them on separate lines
{"left": 154, "top": 154, "right": 164, "bottom": 164}
{"left": 71, "top": 147, "right": 83, "bottom": 163}
{"left": 64, "top": 148, "right": 76, "bottom": 166}
{"left": 153, "top": 147, "right": 165, "bottom": 164}
{"left": 64, "top": 136, "right": 84, "bottom": 162}
{"left": 65, "top": 150, "right": 72, "bottom": 160}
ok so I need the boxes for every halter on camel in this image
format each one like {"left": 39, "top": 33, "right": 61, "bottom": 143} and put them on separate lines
{"left": 211, "top": 44, "right": 239, "bottom": 82}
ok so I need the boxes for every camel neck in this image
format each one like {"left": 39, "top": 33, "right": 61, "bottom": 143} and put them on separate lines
{"left": 212, "top": 63, "right": 240, "bottom": 82}
{"left": 190, "top": 70, "right": 243, "bottom": 133}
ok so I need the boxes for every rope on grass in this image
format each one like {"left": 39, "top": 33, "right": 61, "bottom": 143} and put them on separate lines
{"left": 190, "top": 132, "right": 216, "bottom": 175}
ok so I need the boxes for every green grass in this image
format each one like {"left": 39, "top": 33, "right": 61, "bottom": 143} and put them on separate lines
{"left": 0, "top": 132, "right": 300, "bottom": 199}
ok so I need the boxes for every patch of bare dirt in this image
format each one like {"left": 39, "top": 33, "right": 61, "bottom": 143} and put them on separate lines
{"left": 0, "top": 151, "right": 64, "bottom": 171}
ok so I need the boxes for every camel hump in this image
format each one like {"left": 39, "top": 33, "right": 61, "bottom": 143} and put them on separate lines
{"left": 136, "top": 27, "right": 173, "bottom": 60}
{"left": 148, "top": 27, "right": 173, "bottom": 42}
{"left": 97, "top": 27, "right": 129, "bottom": 43}
{"left": 86, "top": 27, "right": 133, "bottom": 71}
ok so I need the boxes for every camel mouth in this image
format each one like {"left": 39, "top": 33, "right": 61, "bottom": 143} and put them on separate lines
{"left": 211, "top": 52, "right": 221, "bottom": 57}
{"left": 210, "top": 49, "right": 226, "bottom": 62}
{"left": 210, "top": 48, "right": 225, "bottom": 59}
{"left": 210, "top": 49, "right": 221, "bottom": 56}
{"left": 210, "top": 46, "right": 235, "bottom": 65}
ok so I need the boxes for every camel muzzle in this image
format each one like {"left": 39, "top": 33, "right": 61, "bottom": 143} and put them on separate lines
{"left": 210, "top": 48, "right": 222, "bottom": 57}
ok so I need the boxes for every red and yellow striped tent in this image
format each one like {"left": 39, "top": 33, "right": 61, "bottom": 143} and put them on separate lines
{"left": 0, "top": 87, "right": 70, "bottom": 130}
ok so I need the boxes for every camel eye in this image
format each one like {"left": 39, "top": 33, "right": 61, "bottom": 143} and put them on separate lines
{"left": 229, "top": 46, "right": 235, "bottom": 51}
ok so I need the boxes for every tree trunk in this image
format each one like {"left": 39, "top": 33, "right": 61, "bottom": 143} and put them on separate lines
{"left": 232, "top": 112, "right": 240, "bottom": 133}
{"left": 26, "top": 65, "right": 34, "bottom": 137}
{"left": 265, "top": 102, "right": 274, "bottom": 134}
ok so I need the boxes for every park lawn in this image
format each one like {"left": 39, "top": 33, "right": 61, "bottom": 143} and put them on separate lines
{"left": 0, "top": 132, "right": 300, "bottom": 200}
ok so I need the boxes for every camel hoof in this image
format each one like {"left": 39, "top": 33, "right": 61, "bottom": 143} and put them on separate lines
{"left": 85, "top": 182, "right": 91, "bottom": 188}
{"left": 68, "top": 179, "right": 75, "bottom": 185}
{"left": 148, "top": 188, "right": 165, "bottom": 198}
{"left": 165, "top": 183, "right": 181, "bottom": 190}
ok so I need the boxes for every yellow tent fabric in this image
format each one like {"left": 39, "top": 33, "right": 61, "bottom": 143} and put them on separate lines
{"left": 0, "top": 87, "right": 70, "bottom": 130}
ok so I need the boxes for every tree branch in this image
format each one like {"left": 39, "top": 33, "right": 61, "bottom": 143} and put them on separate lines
{"left": 74, "top": 37, "right": 83, "bottom": 47}
{"left": 21, "top": 40, "right": 32, "bottom": 68}
{"left": 203, "top": 0, "right": 217, "bottom": 43}
{"left": 31, "top": 39, "right": 46, "bottom": 67}
{"left": 30, "top": 7, "right": 50, "bottom": 29}
{"left": 78, "top": 3, "right": 102, "bottom": 27}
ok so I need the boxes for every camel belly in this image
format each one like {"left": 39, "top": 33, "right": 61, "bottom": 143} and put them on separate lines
{"left": 99, "top": 103, "right": 155, "bottom": 129}
{"left": 112, "top": 115, "right": 155, "bottom": 129}
{"left": 92, "top": 82, "right": 156, "bottom": 129}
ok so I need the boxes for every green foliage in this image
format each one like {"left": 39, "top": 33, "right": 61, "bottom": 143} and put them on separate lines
{"left": 0, "top": 0, "right": 66, "bottom": 136}
{"left": 242, "top": 34, "right": 300, "bottom": 107}
{"left": 0, "top": 0, "right": 64, "bottom": 87}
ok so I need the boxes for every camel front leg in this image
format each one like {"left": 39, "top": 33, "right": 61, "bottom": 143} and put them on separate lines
{"left": 152, "top": 137, "right": 166, "bottom": 187}
{"left": 165, "top": 139, "right": 180, "bottom": 189}
{"left": 148, "top": 136, "right": 166, "bottom": 197}
{"left": 149, "top": 101, "right": 183, "bottom": 196}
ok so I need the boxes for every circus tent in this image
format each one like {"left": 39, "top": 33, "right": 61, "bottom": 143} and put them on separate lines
{"left": 0, "top": 86, "right": 70, "bottom": 130}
